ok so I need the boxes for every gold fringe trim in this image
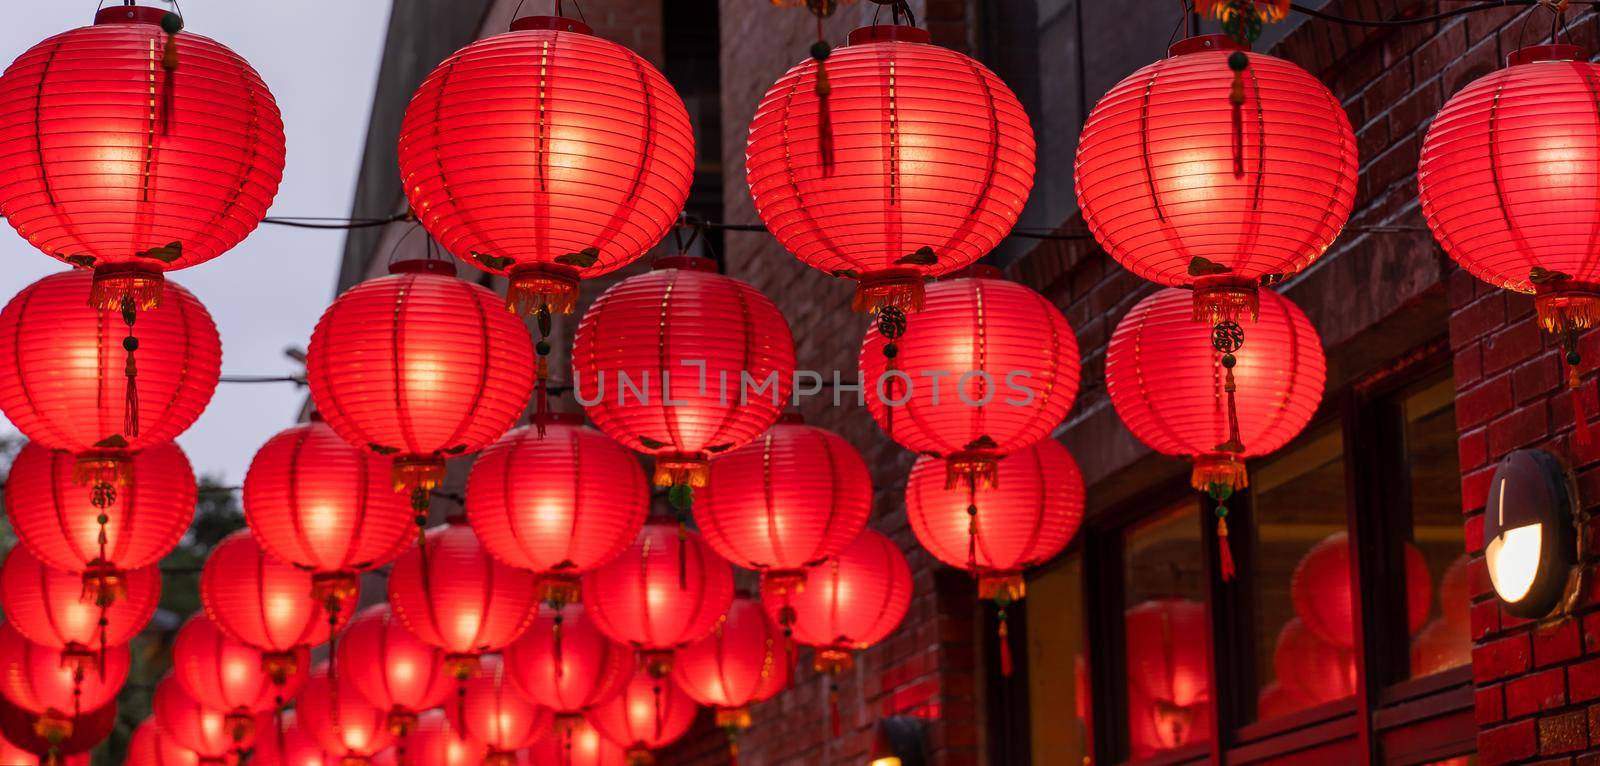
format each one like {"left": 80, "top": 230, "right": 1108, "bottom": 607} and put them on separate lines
{"left": 1192, "top": 282, "right": 1259, "bottom": 325}
{"left": 764, "top": 569, "right": 807, "bottom": 596}
{"left": 716, "top": 706, "right": 752, "bottom": 730}
{"left": 386, "top": 708, "right": 418, "bottom": 737}
{"left": 626, "top": 749, "right": 656, "bottom": 766}
{"left": 539, "top": 572, "right": 582, "bottom": 607}
{"left": 225, "top": 708, "right": 256, "bottom": 743}
{"left": 641, "top": 649, "right": 675, "bottom": 679}
{"left": 260, "top": 651, "right": 301, "bottom": 686}
{"left": 1190, "top": 455, "right": 1249, "bottom": 493}
{"left": 81, "top": 561, "right": 125, "bottom": 608}
{"left": 59, "top": 643, "right": 97, "bottom": 675}
{"left": 946, "top": 451, "right": 1000, "bottom": 491}
{"left": 483, "top": 753, "right": 520, "bottom": 766}
{"left": 508, "top": 264, "right": 581, "bottom": 316}
{"left": 813, "top": 644, "right": 854, "bottom": 675}
{"left": 852, "top": 275, "right": 924, "bottom": 315}
{"left": 32, "top": 709, "right": 73, "bottom": 744}
{"left": 73, "top": 452, "right": 131, "bottom": 488}
{"left": 445, "top": 653, "right": 482, "bottom": 681}
{"left": 89, "top": 266, "right": 164, "bottom": 312}
{"left": 978, "top": 571, "right": 1025, "bottom": 602}
{"left": 1536, "top": 289, "right": 1600, "bottom": 334}
{"left": 652, "top": 454, "right": 708, "bottom": 488}
{"left": 392, "top": 456, "right": 447, "bottom": 493}
{"left": 311, "top": 571, "right": 360, "bottom": 603}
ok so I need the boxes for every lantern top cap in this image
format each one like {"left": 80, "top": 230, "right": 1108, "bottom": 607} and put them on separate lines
{"left": 1169, "top": 34, "right": 1246, "bottom": 57}
{"left": 94, "top": 6, "right": 170, "bottom": 26}
{"left": 510, "top": 15, "right": 594, "bottom": 35}
{"left": 651, "top": 255, "right": 718, "bottom": 273}
{"left": 1507, "top": 44, "right": 1589, "bottom": 66}
{"left": 848, "top": 25, "right": 931, "bottom": 46}
{"left": 388, "top": 258, "right": 457, "bottom": 277}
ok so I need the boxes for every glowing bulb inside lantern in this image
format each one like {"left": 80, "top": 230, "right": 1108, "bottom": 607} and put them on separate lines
{"left": 1487, "top": 523, "right": 1542, "bottom": 604}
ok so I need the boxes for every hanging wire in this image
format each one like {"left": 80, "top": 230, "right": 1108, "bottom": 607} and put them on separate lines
{"left": 1288, "top": 0, "right": 1598, "bottom": 28}
{"left": 261, "top": 212, "right": 409, "bottom": 230}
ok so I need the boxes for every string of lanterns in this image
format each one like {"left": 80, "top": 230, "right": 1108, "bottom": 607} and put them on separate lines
{"left": 0, "top": 0, "right": 1574, "bottom": 762}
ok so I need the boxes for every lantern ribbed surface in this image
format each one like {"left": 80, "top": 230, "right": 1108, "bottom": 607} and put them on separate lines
{"left": 585, "top": 669, "right": 698, "bottom": 753}
{"left": 0, "top": 547, "right": 158, "bottom": 649}
{"left": 336, "top": 604, "right": 452, "bottom": 723}
{"left": 199, "top": 531, "right": 357, "bottom": 655}
{"left": 398, "top": 16, "right": 695, "bottom": 310}
{"left": 746, "top": 26, "right": 1035, "bottom": 310}
{"left": 243, "top": 422, "right": 413, "bottom": 575}
{"left": 306, "top": 262, "right": 535, "bottom": 481}
{"left": 905, "top": 438, "right": 1084, "bottom": 577}
{"left": 583, "top": 519, "right": 735, "bottom": 654}
{"left": 1075, "top": 36, "right": 1356, "bottom": 295}
{"left": 859, "top": 270, "right": 1080, "bottom": 462}
{"left": 572, "top": 258, "right": 795, "bottom": 484}
{"left": 696, "top": 419, "right": 871, "bottom": 574}
{"left": 370, "top": 710, "right": 482, "bottom": 766}
{"left": 127, "top": 721, "right": 205, "bottom": 766}
{"left": 0, "top": 270, "right": 220, "bottom": 453}
{"left": 759, "top": 529, "right": 912, "bottom": 655}
{"left": 1124, "top": 598, "right": 1211, "bottom": 757}
{"left": 1105, "top": 287, "right": 1325, "bottom": 461}
{"left": 172, "top": 613, "right": 306, "bottom": 717}
{"left": 532, "top": 718, "right": 627, "bottom": 766}
{"left": 247, "top": 711, "right": 331, "bottom": 766}
{"left": 465, "top": 418, "right": 649, "bottom": 584}
{"left": 1419, "top": 45, "right": 1600, "bottom": 309}
{"left": 0, "top": 7, "right": 285, "bottom": 291}
{"left": 152, "top": 677, "right": 255, "bottom": 758}
{"left": 6, "top": 440, "right": 194, "bottom": 573}
{"left": 0, "top": 622, "right": 129, "bottom": 715}
{"left": 671, "top": 597, "right": 789, "bottom": 713}
{"left": 386, "top": 520, "right": 540, "bottom": 659}
{"left": 1272, "top": 617, "right": 1356, "bottom": 706}
{"left": 503, "top": 602, "right": 632, "bottom": 714}
{"left": 296, "top": 663, "right": 396, "bottom": 760}
{"left": 443, "top": 655, "right": 552, "bottom": 754}
{"left": 1290, "top": 532, "right": 1430, "bottom": 648}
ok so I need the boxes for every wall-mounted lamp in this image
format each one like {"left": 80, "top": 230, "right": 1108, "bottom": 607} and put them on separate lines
{"left": 1484, "top": 449, "right": 1580, "bottom": 619}
{"left": 869, "top": 716, "right": 927, "bottom": 766}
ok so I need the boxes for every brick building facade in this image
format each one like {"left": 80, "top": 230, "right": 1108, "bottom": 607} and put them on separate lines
{"left": 341, "top": 1, "right": 1600, "bottom": 763}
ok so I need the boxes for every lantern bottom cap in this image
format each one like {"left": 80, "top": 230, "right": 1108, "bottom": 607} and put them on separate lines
{"left": 538, "top": 571, "right": 583, "bottom": 605}
{"left": 814, "top": 644, "right": 856, "bottom": 674}
{"left": 652, "top": 453, "right": 709, "bottom": 487}
{"left": 90, "top": 264, "right": 165, "bottom": 311}
{"left": 1191, "top": 279, "right": 1259, "bottom": 325}
{"left": 1534, "top": 284, "right": 1600, "bottom": 333}
{"left": 852, "top": 269, "right": 925, "bottom": 314}
{"left": 1191, "top": 454, "right": 1249, "bottom": 492}
{"left": 508, "top": 262, "right": 581, "bottom": 315}
{"left": 391, "top": 455, "right": 448, "bottom": 492}
{"left": 641, "top": 649, "right": 675, "bottom": 678}
{"left": 978, "top": 571, "right": 1026, "bottom": 602}
{"left": 716, "top": 706, "right": 753, "bottom": 731}
{"left": 74, "top": 450, "right": 132, "bottom": 488}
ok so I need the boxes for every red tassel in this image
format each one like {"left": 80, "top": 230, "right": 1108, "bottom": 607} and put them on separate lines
{"left": 998, "top": 618, "right": 1013, "bottom": 677}
{"left": 1217, "top": 517, "right": 1236, "bottom": 582}
{"left": 829, "top": 682, "right": 841, "bottom": 739}
{"left": 815, "top": 16, "right": 835, "bottom": 176}
{"left": 535, "top": 305, "right": 552, "bottom": 437}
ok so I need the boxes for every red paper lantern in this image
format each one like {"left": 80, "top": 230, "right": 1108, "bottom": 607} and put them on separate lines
{"left": 695, "top": 415, "right": 871, "bottom": 587}
{"left": 670, "top": 596, "right": 788, "bottom": 740}
{"left": 1290, "top": 531, "right": 1430, "bottom": 649}
{"left": 306, "top": 259, "right": 535, "bottom": 496}
{"left": 859, "top": 268, "right": 1080, "bottom": 487}
{"left": 1439, "top": 554, "right": 1472, "bottom": 631}
{"left": 0, "top": 695, "right": 113, "bottom": 765}
{"left": 243, "top": 421, "right": 414, "bottom": 610}
{"left": 0, "top": 622, "right": 128, "bottom": 720}
{"left": 503, "top": 602, "right": 632, "bottom": 715}
{"left": 466, "top": 415, "right": 649, "bottom": 603}
{"left": 531, "top": 718, "right": 627, "bottom": 766}
{"left": 0, "top": 5, "right": 285, "bottom": 309}
{"left": 1412, "top": 616, "right": 1471, "bottom": 677}
{"left": 1075, "top": 35, "right": 1356, "bottom": 323}
{"left": 583, "top": 519, "right": 735, "bottom": 676}
{"left": 1124, "top": 599, "right": 1211, "bottom": 757}
{"left": 747, "top": 25, "right": 1035, "bottom": 313}
{"left": 172, "top": 613, "right": 307, "bottom": 727}
{"left": 0, "top": 271, "right": 220, "bottom": 483}
{"left": 295, "top": 663, "right": 395, "bottom": 763}
{"left": 153, "top": 677, "right": 256, "bottom": 760}
{"left": 336, "top": 604, "right": 452, "bottom": 737}
{"left": 1271, "top": 617, "right": 1356, "bottom": 706}
{"left": 443, "top": 654, "right": 552, "bottom": 757}
{"left": 572, "top": 257, "right": 795, "bottom": 487}
{"left": 758, "top": 529, "right": 912, "bottom": 676}
{"left": 398, "top": 14, "right": 694, "bottom": 316}
{"left": 199, "top": 531, "right": 357, "bottom": 674}
{"left": 1419, "top": 45, "right": 1600, "bottom": 336}
{"left": 369, "top": 710, "right": 483, "bottom": 766}
{"left": 584, "top": 669, "right": 698, "bottom": 761}
{"left": 1256, "top": 681, "right": 1314, "bottom": 721}
{"left": 127, "top": 721, "right": 208, "bottom": 766}
{"left": 6, "top": 440, "right": 193, "bottom": 596}
{"left": 0, "top": 546, "right": 157, "bottom": 666}
{"left": 245, "top": 711, "right": 329, "bottom": 766}
{"left": 1105, "top": 287, "right": 1325, "bottom": 491}
{"left": 5, "top": 725, "right": 89, "bottom": 766}
{"left": 386, "top": 519, "right": 539, "bottom": 677}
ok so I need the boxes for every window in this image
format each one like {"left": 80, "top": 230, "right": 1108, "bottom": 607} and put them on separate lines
{"left": 1122, "top": 500, "right": 1211, "bottom": 760}
{"left": 1396, "top": 375, "right": 1470, "bottom": 679}
{"left": 1025, "top": 552, "right": 1092, "bottom": 764}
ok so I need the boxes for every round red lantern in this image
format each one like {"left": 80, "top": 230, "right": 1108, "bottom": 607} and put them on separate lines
{"left": 1075, "top": 35, "right": 1356, "bottom": 323}
{"left": 0, "top": 695, "right": 111, "bottom": 765}
{"left": 243, "top": 421, "right": 414, "bottom": 612}
{"left": 503, "top": 602, "right": 632, "bottom": 715}
{"left": 245, "top": 711, "right": 328, "bottom": 766}
{"left": 306, "top": 259, "right": 535, "bottom": 498}
{"left": 127, "top": 721, "right": 207, "bottom": 766}
{"left": 584, "top": 669, "right": 698, "bottom": 763}
{"left": 1412, "top": 616, "right": 1471, "bottom": 676}
{"left": 1440, "top": 554, "right": 1472, "bottom": 631}
{"left": 465, "top": 415, "right": 649, "bottom": 604}
{"left": 0, "top": 5, "right": 285, "bottom": 309}
{"left": 532, "top": 718, "right": 627, "bottom": 766}
{"left": 398, "top": 14, "right": 694, "bottom": 316}
{"left": 0, "top": 546, "right": 157, "bottom": 667}
{"left": 153, "top": 677, "right": 255, "bottom": 760}
{"left": 583, "top": 518, "right": 735, "bottom": 676}
{"left": 6, "top": 439, "right": 193, "bottom": 602}
{"left": 0, "top": 623, "right": 128, "bottom": 724}
{"left": 1290, "top": 532, "right": 1430, "bottom": 648}
{"left": 0, "top": 271, "right": 220, "bottom": 485}
{"left": 336, "top": 604, "right": 452, "bottom": 737}
{"left": 695, "top": 415, "right": 871, "bottom": 587}
{"left": 746, "top": 25, "right": 1035, "bottom": 313}
{"left": 671, "top": 595, "right": 787, "bottom": 757}
{"left": 859, "top": 268, "right": 1081, "bottom": 487}
{"left": 572, "top": 257, "right": 794, "bottom": 487}
{"left": 172, "top": 613, "right": 307, "bottom": 731}
{"left": 443, "top": 654, "right": 552, "bottom": 758}
{"left": 295, "top": 662, "right": 395, "bottom": 763}
{"left": 199, "top": 531, "right": 357, "bottom": 675}
{"left": 1124, "top": 599, "right": 1211, "bottom": 757}
{"left": 759, "top": 529, "right": 912, "bottom": 678}
{"left": 386, "top": 519, "right": 539, "bottom": 678}
{"left": 1271, "top": 617, "right": 1356, "bottom": 706}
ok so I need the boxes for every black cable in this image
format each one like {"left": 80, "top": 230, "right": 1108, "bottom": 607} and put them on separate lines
{"left": 1287, "top": 0, "right": 1587, "bottom": 28}
{"left": 261, "top": 212, "right": 410, "bottom": 230}
{"left": 218, "top": 375, "right": 304, "bottom": 385}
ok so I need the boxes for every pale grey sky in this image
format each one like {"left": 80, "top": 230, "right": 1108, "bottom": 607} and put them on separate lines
{"left": 0, "top": 1, "right": 394, "bottom": 484}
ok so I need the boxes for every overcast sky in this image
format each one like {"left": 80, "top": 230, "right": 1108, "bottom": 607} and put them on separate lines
{"left": 0, "top": 1, "right": 393, "bottom": 484}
